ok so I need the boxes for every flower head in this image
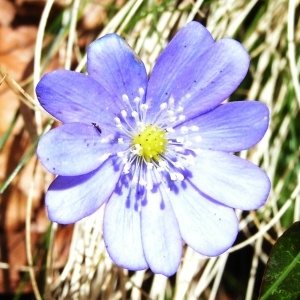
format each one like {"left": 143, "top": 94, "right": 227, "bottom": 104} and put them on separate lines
{"left": 36, "top": 22, "right": 270, "bottom": 276}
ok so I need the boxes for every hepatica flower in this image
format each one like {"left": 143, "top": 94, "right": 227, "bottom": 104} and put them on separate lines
{"left": 36, "top": 22, "right": 270, "bottom": 276}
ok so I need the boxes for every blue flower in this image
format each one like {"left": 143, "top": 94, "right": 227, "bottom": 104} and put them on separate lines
{"left": 36, "top": 22, "right": 270, "bottom": 276}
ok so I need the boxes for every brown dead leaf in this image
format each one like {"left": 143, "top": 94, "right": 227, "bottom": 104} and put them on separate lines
{"left": 0, "top": 25, "right": 37, "bottom": 78}
{"left": 0, "top": 0, "right": 16, "bottom": 26}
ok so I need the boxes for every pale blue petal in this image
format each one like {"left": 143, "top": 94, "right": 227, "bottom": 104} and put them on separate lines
{"left": 147, "top": 38, "right": 249, "bottom": 124}
{"left": 45, "top": 156, "right": 121, "bottom": 224}
{"left": 170, "top": 180, "right": 238, "bottom": 256}
{"left": 173, "top": 101, "right": 269, "bottom": 152}
{"left": 189, "top": 150, "right": 270, "bottom": 210}
{"left": 87, "top": 34, "right": 148, "bottom": 103}
{"left": 37, "top": 123, "right": 128, "bottom": 176}
{"left": 141, "top": 173, "right": 182, "bottom": 276}
{"left": 36, "top": 70, "right": 120, "bottom": 125}
{"left": 103, "top": 174, "right": 148, "bottom": 271}
{"left": 147, "top": 22, "right": 214, "bottom": 118}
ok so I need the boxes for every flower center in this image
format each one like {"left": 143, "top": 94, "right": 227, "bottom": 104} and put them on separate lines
{"left": 132, "top": 124, "right": 167, "bottom": 162}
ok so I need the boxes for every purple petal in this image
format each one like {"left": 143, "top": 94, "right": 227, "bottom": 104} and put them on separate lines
{"left": 141, "top": 175, "right": 182, "bottom": 276}
{"left": 87, "top": 34, "right": 148, "bottom": 103}
{"left": 147, "top": 22, "right": 214, "bottom": 117}
{"left": 170, "top": 181, "right": 238, "bottom": 256}
{"left": 189, "top": 150, "right": 271, "bottom": 210}
{"left": 103, "top": 179, "right": 148, "bottom": 271}
{"left": 45, "top": 156, "right": 121, "bottom": 224}
{"left": 173, "top": 101, "right": 269, "bottom": 152}
{"left": 36, "top": 70, "right": 121, "bottom": 125}
{"left": 147, "top": 38, "right": 249, "bottom": 123}
{"left": 37, "top": 123, "right": 128, "bottom": 176}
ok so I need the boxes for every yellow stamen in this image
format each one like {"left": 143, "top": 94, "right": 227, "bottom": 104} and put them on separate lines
{"left": 132, "top": 125, "right": 167, "bottom": 162}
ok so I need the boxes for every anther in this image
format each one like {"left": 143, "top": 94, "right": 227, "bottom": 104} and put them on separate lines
{"left": 123, "top": 163, "right": 131, "bottom": 174}
{"left": 160, "top": 102, "right": 167, "bottom": 110}
{"left": 140, "top": 104, "right": 148, "bottom": 111}
{"left": 168, "top": 97, "right": 175, "bottom": 105}
{"left": 158, "top": 160, "right": 167, "bottom": 168}
{"left": 139, "top": 87, "right": 145, "bottom": 97}
{"left": 170, "top": 173, "right": 177, "bottom": 181}
{"left": 132, "top": 111, "right": 138, "bottom": 119}
{"left": 176, "top": 173, "right": 184, "bottom": 181}
{"left": 122, "top": 94, "right": 129, "bottom": 103}
{"left": 180, "top": 126, "right": 188, "bottom": 134}
{"left": 134, "top": 97, "right": 140, "bottom": 104}
{"left": 191, "top": 125, "right": 199, "bottom": 131}
{"left": 167, "top": 110, "right": 175, "bottom": 116}
{"left": 114, "top": 117, "right": 121, "bottom": 124}
{"left": 194, "top": 136, "right": 202, "bottom": 142}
